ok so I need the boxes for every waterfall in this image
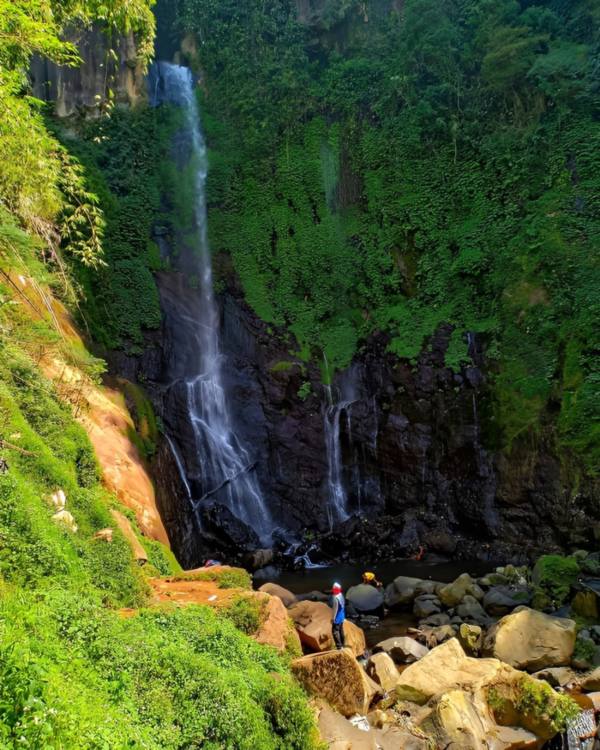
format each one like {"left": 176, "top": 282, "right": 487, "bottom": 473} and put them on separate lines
{"left": 323, "top": 384, "right": 355, "bottom": 529}
{"left": 151, "top": 62, "right": 273, "bottom": 543}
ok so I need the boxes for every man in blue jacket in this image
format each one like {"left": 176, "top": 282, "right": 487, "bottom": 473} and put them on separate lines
{"left": 331, "top": 582, "right": 346, "bottom": 649}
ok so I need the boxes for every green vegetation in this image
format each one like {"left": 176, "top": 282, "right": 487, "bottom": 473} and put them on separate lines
{"left": 532, "top": 554, "right": 580, "bottom": 606}
{"left": 222, "top": 593, "right": 268, "bottom": 635}
{"left": 0, "top": 241, "right": 320, "bottom": 750}
{"left": 0, "top": 3, "right": 322, "bottom": 747}
{"left": 172, "top": 565, "right": 253, "bottom": 589}
{"left": 514, "top": 676, "right": 580, "bottom": 733}
{"left": 178, "top": 0, "right": 600, "bottom": 470}
{"left": 489, "top": 676, "right": 580, "bottom": 734}
{"left": 61, "top": 108, "right": 177, "bottom": 350}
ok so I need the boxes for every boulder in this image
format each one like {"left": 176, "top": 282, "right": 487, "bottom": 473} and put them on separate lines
{"left": 572, "top": 590, "right": 599, "bottom": 619}
{"left": 458, "top": 623, "right": 483, "bottom": 656}
{"left": 247, "top": 548, "right": 274, "bottom": 570}
{"left": 438, "top": 574, "right": 481, "bottom": 607}
{"left": 413, "top": 595, "right": 441, "bottom": 619}
{"left": 414, "top": 580, "right": 442, "bottom": 597}
{"left": 581, "top": 667, "right": 600, "bottom": 692}
{"left": 420, "top": 688, "right": 542, "bottom": 749}
{"left": 532, "top": 667, "right": 578, "bottom": 689}
{"left": 52, "top": 509, "right": 78, "bottom": 533}
{"left": 291, "top": 650, "right": 381, "bottom": 717}
{"left": 258, "top": 582, "right": 297, "bottom": 608}
{"left": 483, "top": 607, "right": 576, "bottom": 671}
{"left": 346, "top": 584, "right": 384, "bottom": 614}
{"left": 295, "top": 590, "right": 329, "bottom": 603}
{"left": 483, "top": 586, "right": 532, "bottom": 616}
{"left": 420, "top": 689, "right": 494, "bottom": 750}
{"left": 395, "top": 638, "right": 505, "bottom": 704}
{"left": 288, "top": 600, "right": 366, "bottom": 656}
{"left": 373, "top": 636, "right": 429, "bottom": 665}
{"left": 317, "top": 704, "right": 429, "bottom": 750}
{"left": 428, "top": 624, "right": 457, "bottom": 646}
{"left": 317, "top": 704, "right": 377, "bottom": 750}
{"left": 254, "top": 594, "right": 301, "bottom": 653}
{"left": 398, "top": 640, "right": 573, "bottom": 745}
{"left": 366, "top": 652, "right": 402, "bottom": 692}
{"left": 384, "top": 576, "right": 423, "bottom": 609}
{"left": 419, "top": 612, "right": 450, "bottom": 628}
{"left": 456, "top": 595, "right": 491, "bottom": 626}
{"left": 199, "top": 500, "right": 260, "bottom": 551}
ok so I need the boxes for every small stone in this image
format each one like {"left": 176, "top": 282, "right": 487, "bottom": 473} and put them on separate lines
{"left": 456, "top": 595, "right": 490, "bottom": 626}
{"left": 419, "top": 612, "right": 450, "bottom": 628}
{"left": 413, "top": 595, "right": 441, "bottom": 619}
{"left": 373, "top": 636, "right": 429, "bottom": 665}
{"left": 458, "top": 623, "right": 482, "bottom": 655}
{"left": 94, "top": 528, "right": 113, "bottom": 542}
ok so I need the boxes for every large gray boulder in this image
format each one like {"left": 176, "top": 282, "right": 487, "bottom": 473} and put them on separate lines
{"left": 346, "top": 583, "right": 384, "bottom": 614}
{"left": 384, "top": 576, "right": 423, "bottom": 609}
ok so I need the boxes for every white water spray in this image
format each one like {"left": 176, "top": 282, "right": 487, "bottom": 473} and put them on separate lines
{"left": 152, "top": 62, "right": 273, "bottom": 542}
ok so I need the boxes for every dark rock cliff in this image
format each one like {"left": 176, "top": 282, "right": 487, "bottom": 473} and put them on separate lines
{"left": 30, "top": 27, "right": 146, "bottom": 117}
{"left": 109, "top": 239, "right": 598, "bottom": 569}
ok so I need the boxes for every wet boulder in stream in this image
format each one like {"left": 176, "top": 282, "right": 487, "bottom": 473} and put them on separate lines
{"left": 346, "top": 583, "right": 384, "bottom": 615}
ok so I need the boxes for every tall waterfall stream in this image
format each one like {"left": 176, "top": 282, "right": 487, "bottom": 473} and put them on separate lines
{"left": 151, "top": 62, "right": 273, "bottom": 543}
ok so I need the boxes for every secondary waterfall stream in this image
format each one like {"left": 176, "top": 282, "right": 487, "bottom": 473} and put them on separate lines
{"left": 151, "top": 62, "right": 273, "bottom": 543}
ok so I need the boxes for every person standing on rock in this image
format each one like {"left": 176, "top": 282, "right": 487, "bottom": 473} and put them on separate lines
{"left": 331, "top": 582, "right": 346, "bottom": 649}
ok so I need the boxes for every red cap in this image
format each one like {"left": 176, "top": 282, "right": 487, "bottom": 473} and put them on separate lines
{"left": 332, "top": 582, "right": 342, "bottom": 593}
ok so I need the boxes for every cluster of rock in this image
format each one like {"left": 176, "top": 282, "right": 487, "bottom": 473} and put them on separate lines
{"left": 260, "top": 563, "right": 600, "bottom": 749}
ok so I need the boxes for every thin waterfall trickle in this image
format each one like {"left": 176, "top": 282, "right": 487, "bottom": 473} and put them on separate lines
{"left": 323, "top": 383, "right": 355, "bottom": 529}
{"left": 151, "top": 62, "right": 273, "bottom": 543}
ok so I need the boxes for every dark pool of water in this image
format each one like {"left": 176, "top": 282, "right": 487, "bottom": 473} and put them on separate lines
{"left": 255, "top": 559, "right": 495, "bottom": 649}
{"left": 258, "top": 559, "right": 493, "bottom": 595}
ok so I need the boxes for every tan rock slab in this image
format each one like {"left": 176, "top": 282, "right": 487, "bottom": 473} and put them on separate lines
{"left": 483, "top": 607, "right": 576, "bottom": 671}
{"left": 366, "top": 652, "right": 402, "bottom": 692}
{"left": 292, "top": 649, "right": 381, "bottom": 717}
{"left": 317, "top": 704, "right": 378, "bottom": 750}
{"left": 396, "top": 638, "right": 505, "bottom": 704}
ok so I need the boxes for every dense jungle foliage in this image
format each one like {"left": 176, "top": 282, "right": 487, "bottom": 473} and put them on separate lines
{"left": 173, "top": 0, "right": 599, "bottom": 470}
{"left": 0, "top": 3, "right": 321, "bottom": 748}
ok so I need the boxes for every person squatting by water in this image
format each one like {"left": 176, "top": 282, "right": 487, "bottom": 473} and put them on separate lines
{"left": 331, "top": 582, "right": 346, "bottom": 649}
{"left": 362, "top": 571, "right": 383, "bottom": 589}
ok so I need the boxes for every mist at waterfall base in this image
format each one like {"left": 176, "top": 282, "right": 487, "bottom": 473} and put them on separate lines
{"left": 149, "top": 62, "right": 274, "bottom": 546}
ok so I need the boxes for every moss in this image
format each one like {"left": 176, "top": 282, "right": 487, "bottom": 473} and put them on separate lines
{"left": 489, "top": 675, "right": 580, "bottom": 735}
{"left": 532, "top": 555, "right": 580, "bottom": 607}
{"left": 514, "top": 677, "right": 580, "bottom": 734}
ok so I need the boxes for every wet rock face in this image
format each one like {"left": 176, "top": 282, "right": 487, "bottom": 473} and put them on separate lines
{"left": 110, "top": 251, "right": 597, "bottom": 567}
